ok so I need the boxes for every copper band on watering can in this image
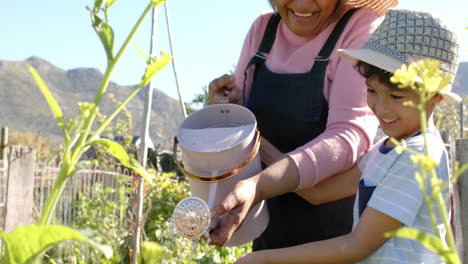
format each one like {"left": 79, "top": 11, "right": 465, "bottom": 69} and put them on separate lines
{"left": 173, "top": 129, "right": 261, "bottom": 183}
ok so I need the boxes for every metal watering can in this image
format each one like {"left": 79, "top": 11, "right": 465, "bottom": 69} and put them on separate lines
{"left": 172, "top": 103, "right": 268, "bottom": 246}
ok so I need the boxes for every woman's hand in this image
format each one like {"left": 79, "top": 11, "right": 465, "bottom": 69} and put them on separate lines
{"left": 209, "top": 179, "right": 258, "bottom": 246}
{"left": 208, "top": 74, "right": 242, "bottom": 104}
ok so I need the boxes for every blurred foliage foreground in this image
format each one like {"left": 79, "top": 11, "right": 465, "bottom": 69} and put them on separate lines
{"left": 43, "top": 172, "right": 251, "bottom": 263}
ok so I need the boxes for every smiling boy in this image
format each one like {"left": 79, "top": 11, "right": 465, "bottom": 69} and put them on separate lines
{"left": 233, "top": 9, "right": 461, "bottom": 264}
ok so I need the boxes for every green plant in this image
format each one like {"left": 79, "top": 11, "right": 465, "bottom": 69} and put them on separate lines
{"left": 92, "top": 93, "right": 139, "bottom": 167}
{"left": 0, "top": 0, "right": 171, "bottom": 262}
{"left": 143, "top": 172, "right": 252, "bottom": 264}
{"left": 33, "top": 169, "right": 251, "bottom": 263}
{"left": 190, "top": 85, "right": 211, "bottom": 109}
{"left": 386, "top": 59, "right": 468, "bottom": 264}
{"left": 69, "top": 176, "right": 134, "bottom": 263}
{"left": 434, "top": 97, "right": 466, "bottom": 140}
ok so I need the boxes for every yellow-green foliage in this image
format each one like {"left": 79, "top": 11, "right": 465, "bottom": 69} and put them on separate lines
{"left": 0, "top": 0, "right": 171, "bottom": 263}
{"left": 388, "top": 59, "right": 461, "bottom": 264}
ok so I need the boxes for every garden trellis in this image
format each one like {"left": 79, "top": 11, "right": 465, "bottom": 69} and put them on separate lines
{"left": 133, "top": 0, "right": 187, "bottom": 260}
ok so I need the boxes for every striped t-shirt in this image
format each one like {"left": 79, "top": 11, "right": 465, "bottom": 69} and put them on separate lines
{"left": 355, "top": 128, "right": 450, "bottom": 263}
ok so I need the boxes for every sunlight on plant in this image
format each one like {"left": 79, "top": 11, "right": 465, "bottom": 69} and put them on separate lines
{"left": 386, "top": 59, "right": 467, "bottom": 264}
{"left": 0, "top": 0, "right": 170, "bottom": 263}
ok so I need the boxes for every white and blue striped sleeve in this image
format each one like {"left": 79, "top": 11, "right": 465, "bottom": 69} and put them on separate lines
{"left": 366, "top": 151, "right": 424, "bottom": 226}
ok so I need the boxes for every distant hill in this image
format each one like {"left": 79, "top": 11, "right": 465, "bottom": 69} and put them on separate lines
{"left": 453, "top": 61, "right": 468, "bottom": 95}
{"left": 0, "top": 56, "right": 185, "bottom": 150}
{"left": 0, "top": 57, "right": 466, "bottom": 151}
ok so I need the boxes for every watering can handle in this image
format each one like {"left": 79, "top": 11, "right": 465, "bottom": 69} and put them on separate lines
{"left": 173, "top": 129, "right": 261, "bottom": 183}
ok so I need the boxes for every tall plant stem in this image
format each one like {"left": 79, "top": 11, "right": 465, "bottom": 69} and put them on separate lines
{"left": 90, "top": 83, "right": 145, "bottom": 141}
{"left": 432, "top": 169, "right": 457, "bottom": 253}
{"left": 73, "top": 2, "right": 154, "bottom": 156}
{"left": 38, "top": 160, "right": 74, "bottom": 225}
{"left": 39, "top": 2, "right": 154, "bottom": 227}
{"left": 419, "top": 90, "right": 458, "bottom": 260}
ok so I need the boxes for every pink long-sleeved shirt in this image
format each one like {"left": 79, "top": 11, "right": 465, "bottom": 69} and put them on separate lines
{"left": 234, "top": 7, "right": 382, "bottom": 189}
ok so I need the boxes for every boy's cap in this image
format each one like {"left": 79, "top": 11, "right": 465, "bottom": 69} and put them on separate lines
{"left": 338, "top": 9, "right": 461, "bottom": 103}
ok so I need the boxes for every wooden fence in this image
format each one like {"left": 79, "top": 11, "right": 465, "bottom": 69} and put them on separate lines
{"left": 0, "top": 146, "right": 135, "bottom": 232}
{"left": 454, "top": 138, "right": 468, "bottom": 262}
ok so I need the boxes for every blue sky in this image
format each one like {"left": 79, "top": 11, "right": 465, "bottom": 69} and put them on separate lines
{"left": 2, "top": 0, "right": 467, "bottom": 104}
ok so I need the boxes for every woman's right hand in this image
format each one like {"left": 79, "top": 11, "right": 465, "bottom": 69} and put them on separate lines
{"left": 209, "top": 179, "right": 258, "bottom": 246}
{"left": 208, "top": 74, "right": 242, "bottom": 104}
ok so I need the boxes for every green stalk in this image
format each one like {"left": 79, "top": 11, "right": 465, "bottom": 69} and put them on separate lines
{"left": 417, "top": 91, "right": 439, "bottom": 233}
{"left": 94, "top": 2, "right": 153, "bottom": 106}
{"left": 39, "top": 159, "right": 74, "bottom": 225}
{"left": 431, "top": 169, "right": 458, "bottom": 256}
{"left": 418, "top": 92, "right": 429, "bottom": 156}
{"left": 73, "top": 2, "right": 153, "bottom": 156}
{"left": 90, "top": 83, "right": 145, "bottom": 141}
{"left": 39, "top": 2, "right": 154, "bottom": 226}
{"left": 419, "top": 89, "right": 458, "bottom": 262}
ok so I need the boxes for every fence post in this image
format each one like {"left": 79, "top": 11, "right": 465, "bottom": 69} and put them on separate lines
{"left": 0, "top": 127, "right": 8, "bottom": 229}
{"left": 0, "top": 127, "right": 7, "bottom": 159}
{"left": 3, "top": 146, "right": 36, "bottom": 232}
{"left": 1, "top": 127, "right": 7, "bottom": 177}
{"left": 460, "top": 101, "right": 464, "bottom": 138}
{"left": 454, "top": 138, "right": 468, "bottom": 263}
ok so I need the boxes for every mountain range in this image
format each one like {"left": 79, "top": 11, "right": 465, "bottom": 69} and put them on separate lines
{"left": 0, "top": 57, "right": 467, "bottom": 151}
{"left": 0, "top": 56, "right": 185, "bottom": 151}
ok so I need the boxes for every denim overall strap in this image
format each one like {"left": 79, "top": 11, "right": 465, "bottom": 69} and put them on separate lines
{"left": 358, "top": 179, "right": 377, "bottom": 216}
{"left": 242, "top": 12, "right": 281, "bottom": 105}
{"left": 245, "top": 9, "right": 360, "bottom": 250}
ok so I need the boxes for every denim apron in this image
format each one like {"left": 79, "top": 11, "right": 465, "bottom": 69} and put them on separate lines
{"left": 245, "top": 9, "right": 358, "bottom": 250}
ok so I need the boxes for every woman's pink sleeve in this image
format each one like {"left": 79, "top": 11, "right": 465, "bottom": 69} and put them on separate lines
{"left": 289, "top": 10, "right": 382, "bottom": 190}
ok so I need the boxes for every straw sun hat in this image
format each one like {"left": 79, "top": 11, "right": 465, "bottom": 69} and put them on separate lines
{"left": 338, "top": 9, "right": 462, "bottom": 103}
{"left": 346, "top": 0, "right": 399, "bottom": 15}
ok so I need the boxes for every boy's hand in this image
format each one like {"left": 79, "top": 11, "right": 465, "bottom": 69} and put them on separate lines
{"left": 208, "top": 74, "right": 242, "bottom": 104}
{"left": 209, "top": 179, "right": 257, "bottom": 246}
{"left": 235, "top": 251, "right": 267, "bottom": 264}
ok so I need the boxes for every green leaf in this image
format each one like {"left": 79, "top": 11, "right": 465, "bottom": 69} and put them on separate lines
{"left": 129, "top": 157, "right": 154, "bottom": 184}
{"left": 98, "top": 22, "right": 115, "bottom": 61}
{"left": 386, "top": 227, "right": 459, "bottom": 263}
{"left": 105, "top": 0, "right": 116, "bottom": 8}
{"left": 90, "top": 139, "right": 153, "bottom": 183}
{"left": 28, "top": 66, "right": 67, "bottom": 140}
{"left": 132, "top": 41, "right": 149, "bottom": 63}
{"left": 0, "top": 225, "right": 112, "bottom": 264}
{"left": 91, "top": 12, "right": 103, "bottom": 28}
{"left": 91, "top": 139, "right": 130, "bottom": 164}
{"left": 94, "top": 0, "right": 104, "bottom": 8}
{"left": 77, "top": 228, "right": 113, "bottom": 258}
{"left": 452, "top": 162, "right": 468, "bottom": 184}
{"left": 151, "top": 0, "right": 166, "bottom": 7}
{"left": 91, "top": 13, "right": 114, "bottom": 61}
{"left": 138, "top": 241, "right": 169, "bottom": 264}
{"left": 141, "top": 51, "right": 172, "bottom": 85}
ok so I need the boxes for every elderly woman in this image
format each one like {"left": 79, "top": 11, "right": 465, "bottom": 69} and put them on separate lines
{"left": 209, "top": 0, "right": 398, "bottom": 250}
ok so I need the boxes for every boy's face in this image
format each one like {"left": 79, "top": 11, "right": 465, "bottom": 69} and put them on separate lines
{"left": 366, "top": 75, "right": 440, "bottom": 142}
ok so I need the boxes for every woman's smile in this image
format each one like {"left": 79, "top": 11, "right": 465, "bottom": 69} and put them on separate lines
{"left": 291, "top": 9, "right": 314, "bottom": 18}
